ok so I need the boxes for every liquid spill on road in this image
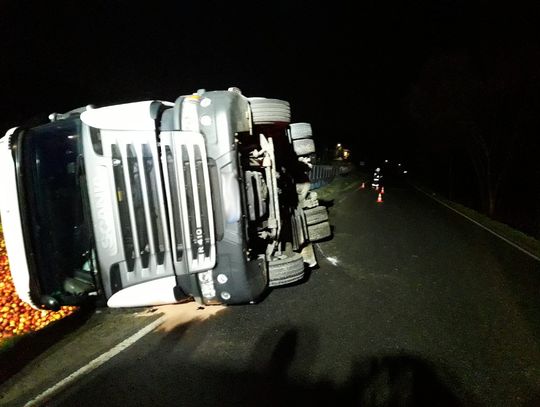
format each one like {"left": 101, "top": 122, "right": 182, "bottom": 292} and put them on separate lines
{"left": 154, "top": 302, "right": 226, "bottom": 333}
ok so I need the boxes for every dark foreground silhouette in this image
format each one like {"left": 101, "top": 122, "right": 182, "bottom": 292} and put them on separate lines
{"left": 48, "top": 324, "right": 480, "bottom": 407}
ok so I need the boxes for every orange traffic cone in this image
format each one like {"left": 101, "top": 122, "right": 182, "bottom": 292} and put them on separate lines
{"left": 361, "top": 182, "right": 365, "bottom": 189}
{"left": 381, "top": 186, "right": 385, "bottom": 194}
{"left": 376, "top": 193, "right": 383, "bottom": 203}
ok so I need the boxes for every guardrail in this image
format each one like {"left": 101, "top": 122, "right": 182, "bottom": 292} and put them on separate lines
{"left": 309, "top": 163, "right": 352, "bottom": 189}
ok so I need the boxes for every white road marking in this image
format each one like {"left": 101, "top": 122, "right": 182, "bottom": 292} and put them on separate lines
{"left": 326, "top": 256, "right": 340, "bottom": 266}
{"left": 416, "top": 186, "right": 540, "bottom": 262}
{"left": 24, "top": 315, "right": 167, "bottom": 407}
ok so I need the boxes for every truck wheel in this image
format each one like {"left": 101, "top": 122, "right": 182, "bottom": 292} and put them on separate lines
{"left": 304, "top": 205, "right": 328, "bottom": 226}
{"left": 289, "top": 122, "right": 313, "bottom": 140}
{"left": 308, "top": 221, "right": 332, "bottom": 241}
{"left": 293, "top": 138, "right": 315, "bottom": 156}
{"left": 268, "top": 252, "right": 305, "bottom": 287}
{"left": 291, "top": 208, "right": 309, "bottom": 250}
{"left": 249, "top": 98, "right": 291, "bottom": 124}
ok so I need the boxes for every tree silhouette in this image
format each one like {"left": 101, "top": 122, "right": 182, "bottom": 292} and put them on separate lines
{"left": 407, "top": 45, "right": 540, "bottom": 219}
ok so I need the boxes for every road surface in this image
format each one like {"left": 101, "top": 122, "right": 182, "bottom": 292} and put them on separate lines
{"left": 4, "top": 176, "right": 540, "bottom": 406}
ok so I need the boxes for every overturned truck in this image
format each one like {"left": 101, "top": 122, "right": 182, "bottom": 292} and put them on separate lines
{"left": 0, "top": 87, "right": 331, "bottom": 310}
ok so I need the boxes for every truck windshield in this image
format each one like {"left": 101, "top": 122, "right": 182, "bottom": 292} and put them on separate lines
{"left": 20, "top": 119, "right": 95, "bottom": 299}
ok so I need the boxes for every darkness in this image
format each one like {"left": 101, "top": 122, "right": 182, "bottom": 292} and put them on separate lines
{"left": 1, "top": 1, "right": 539, "bottom": 237}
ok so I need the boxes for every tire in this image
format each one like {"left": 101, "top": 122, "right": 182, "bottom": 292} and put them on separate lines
{"left": 308, "top": 221, "right": 332, "bottom": 241}
{"left": 290, "top": 122, "right": 313, "bottom": 140}
{"left": 251, "top": 116, "right": 291, "bottom": 124}
{"left": 268, "top": 252, "right": 305, "bottom": 287}
{"left": 291, "top": 209, "right": 308, "bottom": 250}
{"left": 304, "top": 206, "right": 328, "bottom": 226}
{"left": 249, "top": 98, "right": 291, "bottom": 124}
{"left": 250, "top": 107, "right": 291, "bottom": 115}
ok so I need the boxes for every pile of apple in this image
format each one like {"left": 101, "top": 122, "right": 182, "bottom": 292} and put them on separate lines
{"left": 0, "top": 228, "right": 77, "bottom": 340}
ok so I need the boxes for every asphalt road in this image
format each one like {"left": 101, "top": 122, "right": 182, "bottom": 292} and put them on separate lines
{"left": 10, "top": 177, "right": 540, "bottom": 406}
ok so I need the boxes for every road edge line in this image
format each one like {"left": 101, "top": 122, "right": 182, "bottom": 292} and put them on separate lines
{"left": 24, "top": 314, "right": 167, "bottom": 407}
{"left": 415, "top": 186, "right": 540, "bottom": 262}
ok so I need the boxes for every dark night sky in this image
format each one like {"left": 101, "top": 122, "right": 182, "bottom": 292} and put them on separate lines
{"left": 1, "top": 1, "right": 540, "bottom": 172}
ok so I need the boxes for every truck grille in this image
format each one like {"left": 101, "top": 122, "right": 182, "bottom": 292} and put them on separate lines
{"left": 161, "top": 132, "right": 216, "bottom": 273}
{"left": 111, "top": 142, "right": 167, "bottom": 273}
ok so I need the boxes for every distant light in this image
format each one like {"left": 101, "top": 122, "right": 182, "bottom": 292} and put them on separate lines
{"left": 337, "top": 143, "right": 341, "bottom": 147}
{"left": 384, "top": 159, "right": 388, "bottom": 163}
{"left": 403, "top": 170, "right": 408, "bottom": 174}
{"left": 398, "top": 163, "right": 402, "bottom": 166}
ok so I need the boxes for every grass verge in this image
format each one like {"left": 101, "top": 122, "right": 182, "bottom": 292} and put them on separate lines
{"left": 313, "top": 169, "right": 367, "bottom": 202}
